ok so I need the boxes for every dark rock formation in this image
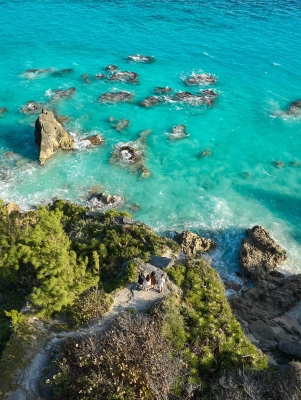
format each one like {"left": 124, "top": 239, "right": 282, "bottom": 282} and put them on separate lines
{"left": 87, "top": 192, "right": 123, "bottom": 211}
{"left": 52, "top": 87, "right": 76, "bottom": 100}
{"left": 272, "top": 161, "right": 284, "bottom": 169}
{"left": 95, "top": 73, "right": 106, "bottom": 80}
{"left": 51, "top": 68, "right": 73, "bottom": 77}
{"left": 105, "top": 64, "right": 118, "bottom": 71}
{"left": 278, "top": 340, "right": 301, "bottom": 360}
{"left": 140, "top": 96, "right": 162, "bottom": 107}
{"left": 0, "top": 107, "right": 7, "bottom": 116}
{"left": 127, "top": 54, "right": 155, "bottom": 63}
{"left": 185, "top": 73, "right": 216, "bottom": 85}
{"left": 201, "top": 89, "right": 218, "bottom": 97}
{"left": 239, "top": 226, "right": 287, "bottom": 282}
{"left": 114, "top": 119, "right": 130, "bottom": 132}
{"left": 21, "top": 101, "right": 44, "bottom": 115}
{"left": 109, "top": 71, "right": 139, "bottom": 83}
{"left": 168, "top": 124, "right": 189, "bottom": 140}
{"left": 110, "top": 129, "right": 151, "bottom": 177}
{"left": 34, "top": 109, "right": 74, "bottom": 164}
{"left": 85, "top": 135, "right": 105, "bottom": 146}
{"left": 155, "top": 86, "right": 172, "bottom": 94}
{"left": 175, "top": 230, "right": 216, "bottom": 257}
{"left": 171, "top": 91, "right": 214, "bottom": 105}
{"left": 286, "top": 100, "right": 301, "bottom": 116}
{"left": 82, "top": 74, "right": 90, "bottom": 84}
{"left": 99, "top": 91, "right": 134, "bottom": 103}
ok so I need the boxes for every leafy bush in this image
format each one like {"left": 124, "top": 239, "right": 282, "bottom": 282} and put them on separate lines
{"left": 67, "top": 287, "right": 113, "bottom": 328}
{"left": 51, "top": 313, "right": 185, "bottom": 399}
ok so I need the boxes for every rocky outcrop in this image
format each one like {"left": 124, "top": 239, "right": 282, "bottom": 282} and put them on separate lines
{"left": 239, "top": 226, "right": 287, "bottom": 282}
{"left": 185, "top": 73, "right": 216, "bottom": 85}
{"left": 99, "top": 91, "right": 134, "bottom": 103}
{"left": 51, "top": 87, "right": 76, "bottom": 100}
{"left": 0, "top": 107, "right": 7, "bottom": 116}
{"left": 168, "top": 124, "right": 189, "bottom": 140}
{"left": 109, "top": 71, "right": 139, "bottom": 83}
{"left": 155, "top": 86, "right": 172, "bottom": 94}
{"left": 85, "top": 135, "right": 104, "bottom": 146}
{"left": 106, "top": 64, "right": 118, "bottom": 71}
{"left": 6, "top": 202, "right": 21, "bottom": 214}
{"left": 87, "top": 192, "right": 124, "bottom": 211}
{"left": 34, "top": 109, "right": 74, "bottom": 164}
{"left": 127, "top": 54, "right": 155, "bottom": 63}
{"left": 286, "top": 100, "right": 301, "bottom": 116}
{"left": 175, "top": 230, "right": 216, "bottom": 257}
{"left": 171, "top": 92, "right": 214, "bottom": 105}
{"left": 110, "top": 129, "right": 151, "bottom": 178}
{"left": 140, "top": 96, "right": 162, "bottom": 107}
{"left": 113, "top": 119, "right": 130, "bottom": 132}
{"left": 201, "top": 89, "right": 218, "bottom": 97}
{"left": 95, "top": 73, "right": 106, "bottom": 80}
{"left": 21, "top": 101, "right": 44, "bottom": 115}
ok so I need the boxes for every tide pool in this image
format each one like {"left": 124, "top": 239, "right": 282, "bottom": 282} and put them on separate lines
{"left": 1, "top": 0, "right": 301, "bottom": 277}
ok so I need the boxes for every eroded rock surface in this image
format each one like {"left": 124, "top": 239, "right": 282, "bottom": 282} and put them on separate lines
{"left": 127, "top": 54, "right": 155, "bottom": 63}
{"left": 114, "top": 119, "right": 130, "bottom": 131}
{"left": 140, "top": 96, "right": 162, "bottom": 107}
{"left": 34, "top": 109, "right": 74, "bottom": 164}
{"left": 99, "top": 91, "right": 134, "bottom": 103}
{"left": 109, "top": 71, "right": 139, "bottom": 83}
{"left": 185, "top": 73, "right": 216, "bottom": 85}
{"left": 239, "top": 226, "right": 287, "bottom": 282}
{"left": 87, "top": 192, "right": 124, "bottom": 211}
{"left": 175, "top": 230, "right": 216, "bottom": 257}
{"left": 51, "top": 87, "right": 76, "bottom": 100}
{"left": 21, "top": 101, "right": 44, "bottom": 115}
{"left": 171, "top": 91, "right": 214, "bottom": 105}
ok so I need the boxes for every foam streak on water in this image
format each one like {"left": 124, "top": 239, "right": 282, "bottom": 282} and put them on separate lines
{"left": 1, "top": 0, "right": 301, "bottom": 277}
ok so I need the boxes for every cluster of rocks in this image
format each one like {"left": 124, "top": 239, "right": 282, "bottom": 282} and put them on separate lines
{"left": 139, "top": 90, "right": 217, "bottom": 108}
{"left": 110, "top": 129, "right": 152, "bottom": 178}
{"left": 86, "top": 192, "right": 124, "bottom": 212}
{"left": 227, "top": 225, "right": 301, "bottom": 365}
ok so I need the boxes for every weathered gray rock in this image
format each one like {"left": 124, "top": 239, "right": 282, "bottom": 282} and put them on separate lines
{"left": 201, "top": 89, "right": 218, "bottom": 97}
{"left": 52, "top": 87, "right": 76, "bottom": 100}
{"left": 51, "top": 68, "right": 73, "bottom": 77}
{"left": 171, "top": 91, "right": 214, "bottom": 105}
{"left": 95, "top": 73, "right": 106, "bottom": 80}
{"left": 105, "top": 64, "right": 118, "bottom": 71}
{"left": 140, "top": 96, "right": 162, "bottom": 107}
{"left": 114, "top": 119, "right": 130, "bottom": 132}
{"left": 185, "top": 73, "right": 216, "bottom": 85}
{"left": 168, "top": 124, "right": 189, "bottom": 140}
{"left": 239, "top": 226, "right": 287, "bottom": 282}
{"left": 34, "top": 109, "right": 74, "bottom": 164}
{"left": 155, "top": 86, "right": 172, "bottom": 94}
{"left": 99, "top": 91, "right": 134, "bottom": 103}
{"left": 110, "top": 129, "right": 151, "bottom": 177}
{"left": 0, "top": 107, "right": 7, "bottom": 116}
{"left": 175, "top": 230, "right": 216, "bottom": 257}
{"left": 127, "top": 54, "right": 155, "bottom": 63}
{"left": 278, "top": 340, "right": 301, "bottom": 360}
{"left": 21, "top": 101, "right": 44, "bottom": 115}
{"left": 82, "top": 74, "right": 90, "bottom": 84}
{"left": 249, "top": 320, "right": 276, "bottom": 341}
{"left": 286, "top": 100, "right": 301, "bottom": 116}
{"left": 109, "top": 71, "right": 139, "bottom": 83}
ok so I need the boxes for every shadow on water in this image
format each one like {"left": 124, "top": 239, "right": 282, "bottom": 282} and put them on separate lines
{"left": 0, "top": 124, "right": 39, "bottom": 162}
{"left": 235, "top": 184, "right": 301, "bottom": 245}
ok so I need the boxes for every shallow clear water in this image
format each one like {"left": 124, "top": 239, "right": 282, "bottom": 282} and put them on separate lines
{"left": 1, "top": 0, "right": 301, "bottom": 277}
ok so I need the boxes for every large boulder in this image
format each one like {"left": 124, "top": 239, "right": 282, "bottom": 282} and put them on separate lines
{"left": 175, "top": 230, "right": 216, "bottom": 257}
{"left": 239, "top": 226, "right": 287, "bottom": 282}
{"left": 34, "top": 109, "right": 74, "bottom": 164}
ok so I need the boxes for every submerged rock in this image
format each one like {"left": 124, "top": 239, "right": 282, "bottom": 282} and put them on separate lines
{"left": 82, "top": 74, "right": 90, "bottom": 84}
{"left": 197, "top": 149, "right": 211, "bottom": 157}
{"left": 51, "top": 68, "right": 73, "bottom": 77}
{"left": 272, "top": 161, "right": 284, "bottom": 169}
{"left": 140, "top": 96, "right": 162, "bottom": 107}
{"left": 290, "top": 161, "right": 300, "bottom": 167}
{"left": 23, "top": 68, "right": 53, "bottom": 78}
{"left": 95, "top": 73, "right": 106, "bottom": 80}
{"left": 114, "top": 119, "right": 130, "bottom": 132}
{"left": 286, "top": 100, "right": 301, "bottom": 116}
{"left": 171, "top": 91, "right": 214, "bottom": 105}
{"left": 0, "top": 107, "right": 7, "bottom": 116}
{"left": 110, "top": 129, "right": 152, "bottom": 177}
{"left": 34, "top": 109, "right": 74, "bottom": 164}
{"left": 175, "top": 230, "right": 216, "bottom": 257}
{"left": 201, "top": 89, "right": 218, "bottom": 97}
{"left": 53, "top": 112, "right": 68, "bottom": 124}
{"left": 99, "top": 91, "right": 134, "bottom": 103}
{"left": 127, "top": 54, "right": 155, "bottom": 63}
{"left": 21, "top": 101, "right": 44, "bottom": 115}
{"left": 105, "top": 64, "right": 118, "bottom": 71}
{"left": 52, "top": 87, "right": 76, "bottom": 100}
{"left": 239, "top": 225, "right": 288, "bottom": 282}
{"left": 109, "top": 71, "right": 139, "bottom": 83}
{"left": 155, "top": 86, "right": 172, "bottom": 94}
{"left": 168, "top": 124, "right": 189, "bottom": 140}
{"left": 185, "top": 73, "right": 216, "bottom": 85}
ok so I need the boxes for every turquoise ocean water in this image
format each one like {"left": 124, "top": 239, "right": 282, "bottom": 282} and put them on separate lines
{"left": 1, "top": 0, "right": 301, "bottom": 277}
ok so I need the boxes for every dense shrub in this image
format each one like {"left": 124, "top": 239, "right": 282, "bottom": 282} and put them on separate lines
{"left": 52, "top": 313, "right": 186, "bottom": 400}
{"left": 67, "top": 287, "right": 113, "bottom": 328}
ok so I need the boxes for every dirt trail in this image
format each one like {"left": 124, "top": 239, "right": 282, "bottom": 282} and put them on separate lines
{"left": 4, "top": 263, "right": 175, "bottom": 400}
